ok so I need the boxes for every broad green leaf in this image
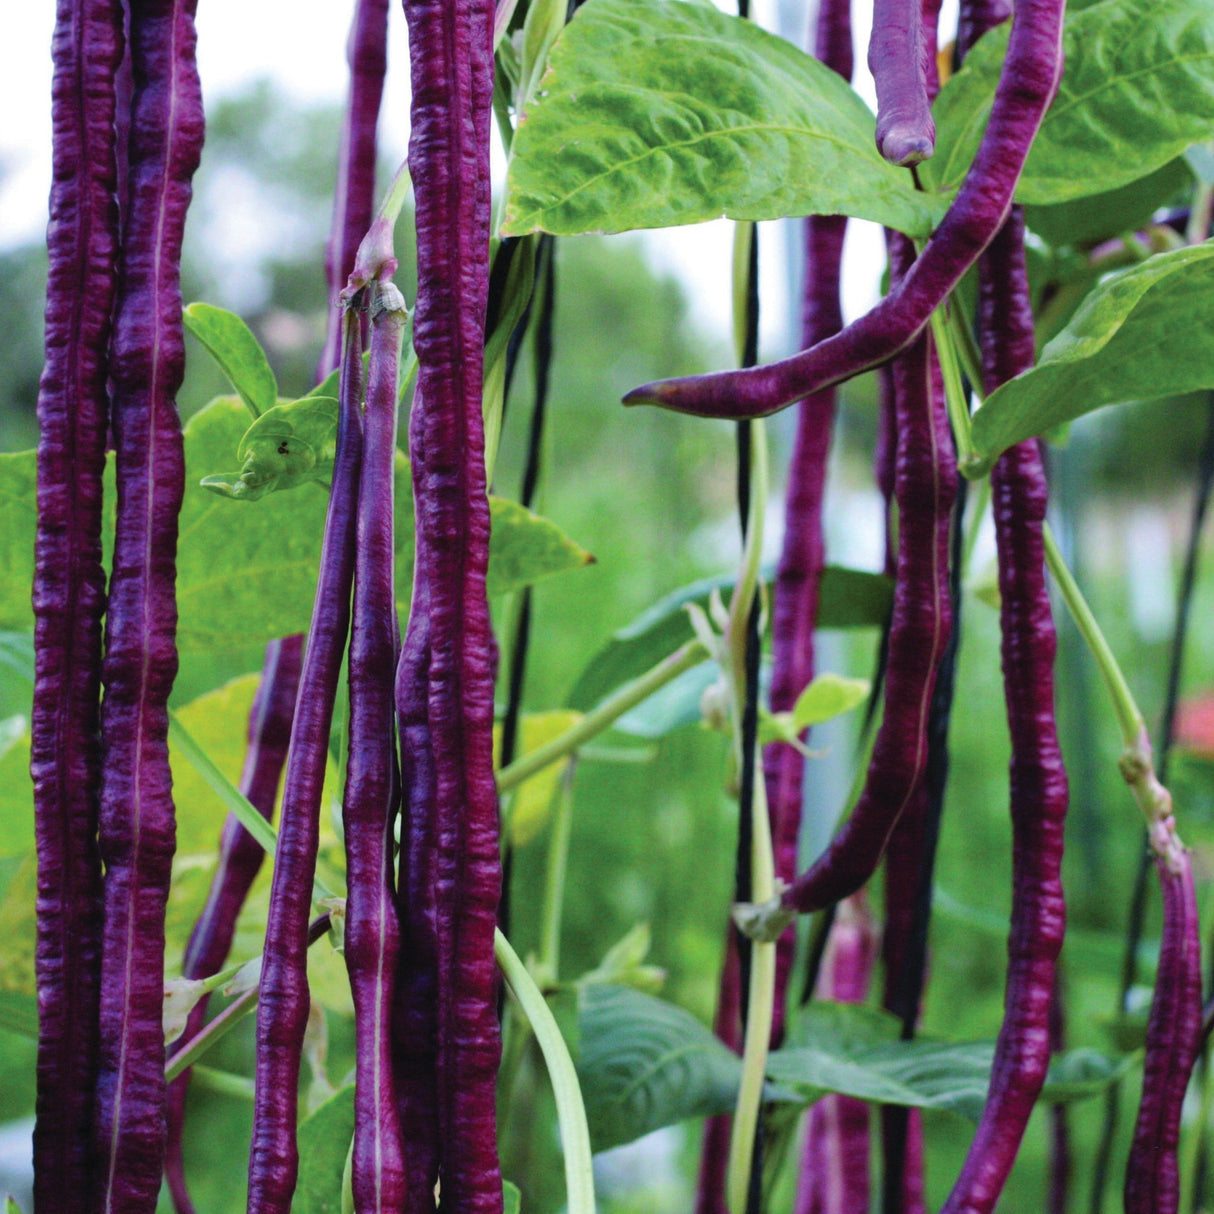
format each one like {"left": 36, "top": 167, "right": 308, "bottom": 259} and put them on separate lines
{"left": 791, "top": 674, "right": 871, "bottom": 729}
{"left": 576, "top": 982, "right": 748, "bottom": 1151}
{"left": 184, "top": 302, "right": 278, "bottom": 418}
{"left": 200, "top": 396, "right": 339, "bottom": 500}
{"left": 502, "top": 0, "right": 942, "bottom": 239}
{"left": 1024, "top": 157, "right": 1193, "bottom": 249}
{"left": 487, "top": 499, "right": 593, "bottom": 598}
{"left": 0, "top": 853, "right": 36, "bottom": 1000}
{"left": 971, "top": 243, "right": 1214, "bottom": 461}
{"left": 495, "top": 710, "right": 584, "bottom": 845}
{"left": 0, "top": 718, "right": 32, "bottom": 859}
{"left": 566, "top": 566, "right": 891, "bottom": 712}
{"left": 767, "top": 1036, "right": 1133, "bottom": 1121}
{"left": 929, "top": 0, "right": 1214, "bottom": 204}
{"left": 0, "top": 452, "right": 37, "bottom": 631}
{"left": 293, "top": 1085, "right": 356, "bottom": 1214}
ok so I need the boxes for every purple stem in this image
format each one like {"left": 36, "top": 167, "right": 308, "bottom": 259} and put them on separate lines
{"left": 399, "top": 0, "right": 503, "bottom": 1208}
{"left": 247, "top": 308, "right": 364, "bottom": 1213}
{"left": 623, "top": 0, "right": 1065, "bottom": 421}
{"left": 320, "top": 0, "right": 390, "bottom": 379}
{"left": 164, "top": 635, "right": 303, "bottom": 1214}
{"left": 344, "top": 282, "right": 408, "bottom": 1212}
{"left": 32, "top": 1, "right": 123, "bottom": 1206}
{"left": 91, "top": 2, "right": 204, "bottom": 1209}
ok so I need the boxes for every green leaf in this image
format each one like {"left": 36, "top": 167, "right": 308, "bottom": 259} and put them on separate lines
{"left": 0, "top": 452, "right": 37, "bottom": 631}
{"left": 0, "top": 853, "right": 35, "bottom": 1000}
{"left": 1024, "top": 157, "right": 1193, "bottom": 249}
{"left": 487, "top": 498, "right": 594, "bottom": 598}
{"left": 929, "top": 0, "right": 1214, "bottom": 204}
{"left": 768, "top": 1004, "right": 1134, "bottom": 1120}
{"left": 576, "top": 982, "right": 748, "bottom": 1151}
{"left": 0, "top": 989, "right": 38, "bottom": 1039}
{"left": 566, "top": 566, "right": 891, "bottom": 712}
{"left": 0, "top": 718, "right": 32, "bottom": 860}
{"left": 971, "top": 243, "right": 1214, "bottom": 461}
{"left": 200, "top": 396, "right": 340, "bottom": 500}
{"left": 495, "top": 710, "right": 584, "bottom": 846}
{"left": 503, "top": 1181, "right": 522, "bottom": 1214}
{"left": 791, "top": 673, "right": 871, "bottom": 729}
{"left": 184, "top": 302, "right": 278, "bottom": 419}
{"left": 502, "top": 0, "right": 942, "bottom": 239}
{"left": 293, "top": 1085, "right": 356, "bottom": 1214}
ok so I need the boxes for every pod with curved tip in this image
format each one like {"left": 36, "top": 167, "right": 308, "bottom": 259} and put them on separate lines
{"left": 622, "top": 0, "right": 1064, "bottom": 421}
{"left": 32, "top": 2, "right": 123, "bottom": 1207}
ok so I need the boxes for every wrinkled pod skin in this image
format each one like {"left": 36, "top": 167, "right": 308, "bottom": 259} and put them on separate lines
{"left": 91, "top": 2, "right": 204, "bottom": 1210}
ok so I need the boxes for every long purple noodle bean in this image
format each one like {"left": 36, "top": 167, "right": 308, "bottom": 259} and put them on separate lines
{"left": 400, "top": 0, "right": 503, "bottom": 1208}
{"left": 320, "top": 0, "right": 390, "bottom": 378}
{"left": 31, "top": 2, "right": 123, "bottom": 1206}
{"left": 164, "top": 635, "right": 303, "bottom": 1214}
{"left": 623, "top": 0, "right": 1065, "bottom": 420}
{"left": 91, "top": 2, "right": 204, "bottom": 1209}
{"left": 344, "top": 278, "right": 409, "bottom": 1212}
{"left": 870, "top": 0, "right": 935, "bottom": 165}
{"left": 246, "top": 307, "right": 364, "bottom": 1213}
{"left": 938, "top": 211, "right": 1067, "bottom": 1214}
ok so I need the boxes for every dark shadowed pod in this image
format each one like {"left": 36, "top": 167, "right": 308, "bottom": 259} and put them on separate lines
{"left": 939, "top": 212, "right": 1068, "bottom": 1214}
{"left": 398, "top": 0, "right": 503, "bottom": 1209}
{"left": 165, "top": 635, "right": 303, "bottom": 1214}
{"left": 31, "top": 1, "right": 124, "bottom": 1207}
{"left": 247, "top": 304, "right": 364, "bottom": 1213}
{"left": 343, "top": 277, "right": 409, "bottom": 1212}
{"left": 90, "top": 1, "right": 205, "bottom": 1209}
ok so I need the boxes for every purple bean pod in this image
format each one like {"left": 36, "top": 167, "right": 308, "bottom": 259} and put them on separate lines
{"left": 623, "top": 0, "right": 1065, "bottom": 421}
{"left": 247, "top": 307, "right": 364, "bottom": 1213}
{"left": 343, "top": 279, "right": 409, "bottom": 1212}
{"left": 401, "top": 0, "right": 502, "bottom": 1207}
{"left": 793, "top": 894, "right": 875, "bottom": 1214}
{"left": 870, "top": 0, "right": 935, "bottom": 165}
{"left": 958, "top": 0, "right": 1011, "bottom": 62}
{"left": 1125, "top": 832, "right": 1201, "bottom": 1214}
{"left": 776, "top": 316, "right": 956, "bottom": 919}
{"left": 90, "top": 3, "right": 204, "bottom": 1208}
{"left": 165, "top": 635, "right": 303, "bottom": 1214}
{"left": 31, "top": 2, "right": 124, "bottom": 1206}
{"left": 938, "top": 212, "right": 1067, "bottom": 1214}
{"left": 320, "top": 0, "right": 390, "bottom": 378}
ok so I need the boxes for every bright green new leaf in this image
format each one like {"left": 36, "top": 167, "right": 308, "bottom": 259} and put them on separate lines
{"left": 0, "top": 718, "right": 32, "bottom": 860}
{"left": 791, "top": 673, "right": 871, "bottom": 729}
{"left": 502, "top": 0, "right": 942, "bottom": 239}
{"left": 971, "top": 243, "right": 1214, "bottom": 461}
{"left": 929, "top": 0, "right": 1214, "bottom": 204}
{"left": 503, "top": 1181, "right": 522, "bottom": 1214}
{"left": 184, "top": 302, "right": 279, "bottom": 419}
{"left": 293, "top": 1085, "right": 356, "bottom": 1214}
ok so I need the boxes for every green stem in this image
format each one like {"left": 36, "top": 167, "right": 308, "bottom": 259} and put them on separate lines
{"left": 495, "top": 928, "right": 597, "bottom": 1214}
{"left": 165, "top": 985, "right": 260, "bottom": 1083}
{"left": 929, "top": 308, "right": 984, "bottom": 479}
{"left": 538, "top": 761, "right": 578, "bottom": 983}
{"left": 188, "top": 1065, "right": 257, "bottom": 1102}
{"left": 960, "top": 474, "right": 991, "bottom": 582}
{"left": 497, "top": 639, "right": 708, "bottom": 793}
{"left": 726, "top": 420, "right": 768, "bottom": 705}
{"left": 726, "top": 758, "right": 777, "bottom": 1214}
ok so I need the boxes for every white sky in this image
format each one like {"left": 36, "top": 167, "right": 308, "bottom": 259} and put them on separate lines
{"left": 0, "top": 0, "right": 942, "bottom": 348}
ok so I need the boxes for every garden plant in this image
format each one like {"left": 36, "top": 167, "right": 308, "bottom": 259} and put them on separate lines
{"left": 4, "top": 0, "right": 1214, "bottom": 1210}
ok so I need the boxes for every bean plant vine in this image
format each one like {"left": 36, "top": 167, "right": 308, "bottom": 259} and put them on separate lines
{"left": 6, "top": 0, "right": 1214, "bottom": 1211}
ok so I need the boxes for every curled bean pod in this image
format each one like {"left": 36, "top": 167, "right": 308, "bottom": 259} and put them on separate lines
{"left": 247, "top": 306, "right": 364, "bottom": 1213}
{"left": 623, "top": 0, "right": 1065, "bottom": 421}
{"left": 166, "top": 635, "right": 303, "bottom": 1214}
{"left": 400, "top": 0, "right": 502, "bottom": 1207}
{"left": 32, "top": 1, "right": 124, "bottom": 1206}
{"left": 92, "top": 2, "right": 204, "bottom": 1209}
{"left": 939, "top": 212, "right": 1067, "bottom": 1214}
{"left": 320, "top": 0, "right": 390, "bottom": 378}
{"left": 344, "top": 279, "right": 409, "bottom": 1213}
{"left": 870, "top": 0, "right": 935, "bottom": 165}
